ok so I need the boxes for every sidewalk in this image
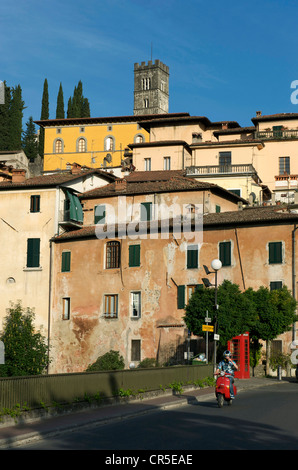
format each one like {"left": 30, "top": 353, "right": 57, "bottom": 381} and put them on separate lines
{"left": 0, "top": 377, "right": 285, "bottom": 449}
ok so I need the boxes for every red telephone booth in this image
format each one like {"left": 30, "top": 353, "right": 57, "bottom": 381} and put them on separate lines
{"left": 227, "top": 332, "right": 250, "bottom": 379}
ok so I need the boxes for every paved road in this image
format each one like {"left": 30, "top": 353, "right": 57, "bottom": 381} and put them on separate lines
{"left": 16, "top": 382, "right": 298, "bottom": 451}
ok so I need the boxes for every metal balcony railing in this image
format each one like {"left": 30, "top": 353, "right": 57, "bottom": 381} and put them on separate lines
{"left": 255, "top": 129, "right": 298, "bottom": 140}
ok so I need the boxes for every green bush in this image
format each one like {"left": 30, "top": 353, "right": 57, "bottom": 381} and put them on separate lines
{"left": 138, "top": 358, "right": 158, "bottom": 368}
{"left": 86, "top": 350, "right": 125, "bottom": 372}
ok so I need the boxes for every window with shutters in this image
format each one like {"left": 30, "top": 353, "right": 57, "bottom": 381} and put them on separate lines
{"left": 177, "top": 285, "right": 185, "bottom": 309}
{"left": 187, "top": 245, "right": 198, "bottom": 269}
{"left": 62, "top": 297, "right": 70, "bottom": 320}
{"left": 131, "top": 292, "right": 141, "bottom": 318}
{"left": 61, "top": 251, "right": 71, "bottom": 272}
{"left": 94, "top": 204, "right": 106, "bottom": 224}
{"left": 104, "top": 294, "right": 118, "bottom": 318}
{"left": 140, "top": 202, "right": 152, "bottom": 221}
{"left": 129, "top": 244, "right": 140, "bottom": 267}
{"left": 30, "top": 195, "right": 40, "bottom": 213}
{"left": 219, "top": 241, "right": 231, "bottom": 267}
{"left": 268, "top": 242, "right": 283, "bottom": 264}
{"left": 26, "top": 238, "right": 40, "bottom": 268}
{"left": 131, "top": 339, "right": 141, "bottom": 361}
{"left": 106, "top": 241, "right": 120, "bottom": 269}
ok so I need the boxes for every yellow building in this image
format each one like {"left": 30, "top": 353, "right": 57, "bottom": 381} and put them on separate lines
{"left": 35, "top": 113, "right": 189, "bottom": 173}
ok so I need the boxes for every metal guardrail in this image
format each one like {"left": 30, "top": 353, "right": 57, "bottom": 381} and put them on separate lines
{"left": 0, "top": 364, "right": 213, "bottom": 410}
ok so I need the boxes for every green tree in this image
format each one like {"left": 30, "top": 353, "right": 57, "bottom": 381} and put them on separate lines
{"left": 184, "top": 280, "right": 255, "bottom": 352}
{"left": 0, "top": 81, "right": 11, "bottom": 151}
{"left": 0, "top": 302, "right": 50, "bottom": 376}
{"left": 56, "top": 82, "right": 65, "bottom": 119}
{"left": 67, "top": 80, "right": 90, "bottom": 118}
{"left": 39, "top": 78, "right": 49, "bottom": 158}
{"left": 9, "top": 84, "right": 25, "bottom": 150}
{"left": 247, "top": 285, "right": 297, "bottom": 374}
{"left": 22, "top": 116, "right": 38, "bottom": 160}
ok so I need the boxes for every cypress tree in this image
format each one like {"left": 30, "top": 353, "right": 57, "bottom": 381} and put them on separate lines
{"left": 67, "top": 80, "right": 90, "bottom": 118}
{"left": 67, "top": 96, "right": 73, "bottom": 118}
{"left": 22, "top": 116, "right": 38, "bottom": 161}
{"left": 9, "top": 84, "right": 25, "bottom": 150}
{"left": 56, "top": 82, "right": 65, "bottom": 119}
{"left": 39, "top": 79, "right": 49, "bottom": 158}
{"left": 0, "top": 81, "right": 11, "bottom": 151}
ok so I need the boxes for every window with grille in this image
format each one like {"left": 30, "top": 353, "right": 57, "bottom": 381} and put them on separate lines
{"left": 55, "top": 139, "right": 63, "bottom": 153}
{"left": 279, "top": 157, "right": 290, "bottom": 175}
{"left": 78, "top": 138, "right": 86, "bottom": 152}
{"left": 131, "top": 339, "right": 141, "bottom": 361}
{"left": 106, "top": 241, "right": 120, "bottom": 269}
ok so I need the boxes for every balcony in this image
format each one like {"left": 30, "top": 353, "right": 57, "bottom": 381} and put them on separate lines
{"left": 255, "top": 129, "right": 298, "bottom": 140}
{"left": 58, "top": 209, "right": 83, "bottom": 230}
{"left": 186, "top": 164, "right": 258, "bottom": 177}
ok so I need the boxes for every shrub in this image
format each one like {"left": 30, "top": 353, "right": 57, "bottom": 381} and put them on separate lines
{"left": 86, "top": 350, "right": 125, "bottom": 372}
{"left": 138, "top": 358, "right": 158, "bottom": 368}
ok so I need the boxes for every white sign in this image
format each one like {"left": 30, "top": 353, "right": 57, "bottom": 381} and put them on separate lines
{"left": 214, "top": 334, "right": 220, "bottom": 341}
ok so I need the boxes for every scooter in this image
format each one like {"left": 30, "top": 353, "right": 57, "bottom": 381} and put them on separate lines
{"left": 215, "top": 371, "right": 237, "bottom": 407}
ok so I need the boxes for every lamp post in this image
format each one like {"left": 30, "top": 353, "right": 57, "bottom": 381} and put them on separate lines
{"left": 202, "top": 259, "right": 222, "bottom": 373}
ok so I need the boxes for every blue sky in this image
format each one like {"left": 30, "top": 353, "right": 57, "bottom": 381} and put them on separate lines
{"left": 2, "top": 0, "right": 298, "bottom": 128}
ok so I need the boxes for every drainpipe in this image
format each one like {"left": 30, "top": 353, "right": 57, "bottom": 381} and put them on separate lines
{"left": 292, "top": 225, "right": 298, "bottom": 342}
{"left": 47, "top": 239, "right": 53, "bottom": 373}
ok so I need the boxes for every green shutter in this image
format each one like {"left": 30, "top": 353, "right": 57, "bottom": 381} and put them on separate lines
{"left": 27, "top": 238, "right": 40, "bottom": 267}
{"left": 140, "top": 202, "right": 152, "bottom": 221}
{"left": 219, "top": 241, "right": 231, "bottom": 266}
{"left": 269, "top": 242, "right": 282, "bottom": 264}
{"left": 129, "top": 245, "right": 140, "bottom": 267}
{"left": 177, "top": 285, "right": 185, "bottom": 309}
{"left": 67, "top": 191, "right": 83, "bottom": 222}
{"left": 62, "top": 251, "right": 71, "bottom": 272}
{"left": 187, "top": 246, "right": 198, "bottom": 269}
{"left": 94, "top": 205, "right": 106, "bottom": 224}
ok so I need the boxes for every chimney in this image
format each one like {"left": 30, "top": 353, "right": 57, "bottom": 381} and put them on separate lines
{"left": 256, "top": 111, "right": 262, "bottom": 117}
{"left": 71, "top": 163, "right": 82, "bottom": 174}
{"left": 115, "top": 179, "right": 127, "bottom": 192}
{"left": 222, "top": 122, "right": 228, "bottom": 130}
{"left": 12, "top": 169, "right": 26, "bottom": 183}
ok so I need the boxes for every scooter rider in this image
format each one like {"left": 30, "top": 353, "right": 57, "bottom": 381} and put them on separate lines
{"left": 215, "top": 350, "right": 238, "bottom": 399}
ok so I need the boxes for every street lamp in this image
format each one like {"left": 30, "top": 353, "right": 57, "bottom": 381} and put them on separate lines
{"left": 202, "top": 259, "right": 222, "bottom": 372}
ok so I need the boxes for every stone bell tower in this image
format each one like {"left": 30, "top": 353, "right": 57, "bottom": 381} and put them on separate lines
{"left": 133, "top": 60, "right": 169, "bottom": 115}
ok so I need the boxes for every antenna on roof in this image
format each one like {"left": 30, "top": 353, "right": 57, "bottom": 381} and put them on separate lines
{"left": 151, "top": 42, "right": 153, "bottom": 61}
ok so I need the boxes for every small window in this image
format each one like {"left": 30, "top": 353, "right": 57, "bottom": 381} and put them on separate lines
{"left": 61, "top": 251, "right": 71, "bottom": 272}
{"left": 106, "top": 241, "right": 120, "bottom": 269}
{"left": 269, "top": 242, "right": 283, "bottom": 264}
{"left": 140, "top": 202, "right": 152, "bottom": 221}
{"left": 270, "top": 281, "right": 283, "bottom": 291}
{"left": 177, "top": 285, "right": 185, "bottom": 309}
{"left": 78, "top": 137, "right": 86, "bottom": 152}
{"left": 131, "top": 292, "right": 141, "bottom": 318}
{"left": 55, "top": 139, "right": 63, "bottom": 153}
{"left": 219, "top": 241, "right": 231, "bottom": 267}
{"left": 94, "top": 204, "right": 106, "bottom": 224}
{"left": 187, "top": 245, "right": 198, "bottom": 269}
{"left": 187, "top": 284, "right": 203, "bottom": 302}
{"left": 215, "top": 204, "right": 221, "bottom": 213}
{"left": 30, "top": 195, "right": 40, "bottom": 213}
{"left": 105, "top": 136, "right": 114, "bottom": 152}
{"left": 104, "top": 294, "right": 118, "bottom": 318}
{"left": 129, "top": 245, "right": 140, "bottom": 267}
{"left": 144, "top": 158, "right": 151, "bottom": 171}
{"left": 62, "top": 297, "right": 70, "bottom": 320}
{"left": 131, "top": 339, "right": 141, "bottom": 361}
{"left": 163, "top": 156, "right": 171, "bottom": 170}
{"left": 26, "top": 238, "right": 40, "bottom": 268}
{"left": 144, "top": 98, "right": 149, "bottom": 108}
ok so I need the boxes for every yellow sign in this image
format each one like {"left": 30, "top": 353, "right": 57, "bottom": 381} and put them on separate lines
{"left": 202, "top": 325, "right": 214, "bottom": 332}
